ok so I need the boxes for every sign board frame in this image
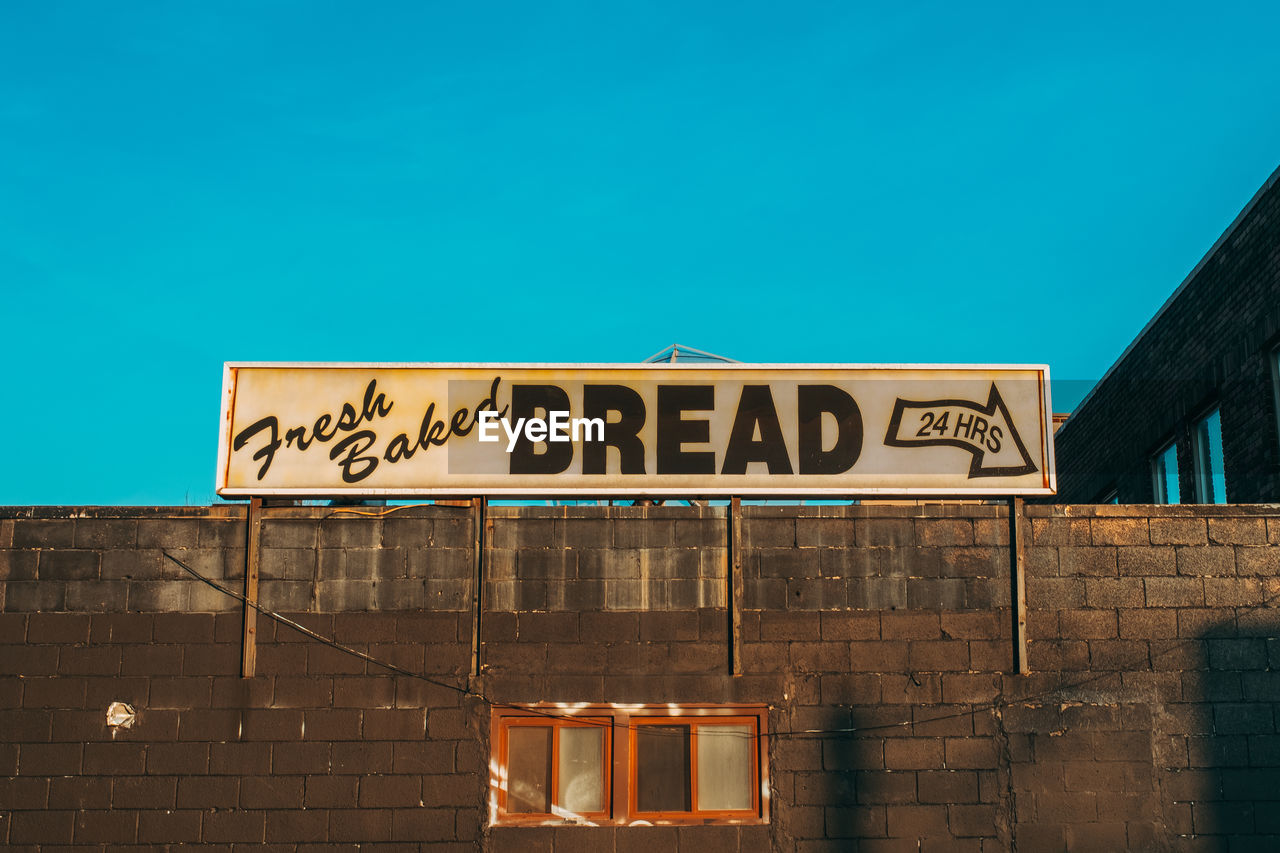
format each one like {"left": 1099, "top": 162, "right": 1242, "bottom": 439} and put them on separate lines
{"left": 216, "top": 362, "right": 1056, "bottom": 498}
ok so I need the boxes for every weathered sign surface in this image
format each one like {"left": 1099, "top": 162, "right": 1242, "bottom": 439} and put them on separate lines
{"left": 216, "top": 363, "right": 1055, "bottom": 496}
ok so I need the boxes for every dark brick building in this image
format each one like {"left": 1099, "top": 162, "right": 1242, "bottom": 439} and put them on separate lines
{"left": 1054, "top": 164, "right": 1280, "bottom": 504}
{"left": 3, "top": 503, "right": 1280, "bottom": 851}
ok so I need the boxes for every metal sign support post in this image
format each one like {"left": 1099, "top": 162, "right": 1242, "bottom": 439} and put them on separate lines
{"left": 470, "top": 497, "right": 487, "bottom": 678}
{"left": 1008, "top": 496, "right": 1030, "bottom": 675}
{"left": 242, "top": 496, "right": 263, "bottom": 678}
{"left": 729, "top": 497, "right": 743, "bottom": 676}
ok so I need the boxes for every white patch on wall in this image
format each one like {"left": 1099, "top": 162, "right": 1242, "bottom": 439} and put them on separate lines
{"left": 106, "top": 702, "right": 136, "bottom": 731}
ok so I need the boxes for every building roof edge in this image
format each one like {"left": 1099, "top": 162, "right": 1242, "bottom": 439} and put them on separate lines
{"left": 1057, "top": 162, "right": 1280, "bottom": 439}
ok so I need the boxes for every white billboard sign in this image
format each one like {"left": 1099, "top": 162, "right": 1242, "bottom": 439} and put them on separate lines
{"left": 216, "top": 363, "right": 1055, "bottom": 497}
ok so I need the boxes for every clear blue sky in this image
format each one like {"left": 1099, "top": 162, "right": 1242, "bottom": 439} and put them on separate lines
{"left": 3, "top": 2, "right": 1278, "bottom": 505}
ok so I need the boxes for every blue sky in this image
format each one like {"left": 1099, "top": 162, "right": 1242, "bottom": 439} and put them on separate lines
{"left": 2, "top": 2, "right": 1278, "bottom": 505}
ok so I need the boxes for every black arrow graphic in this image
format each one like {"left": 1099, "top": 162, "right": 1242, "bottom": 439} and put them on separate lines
{"left": 883, "top": 383, "right": 1038, "bottom": 479}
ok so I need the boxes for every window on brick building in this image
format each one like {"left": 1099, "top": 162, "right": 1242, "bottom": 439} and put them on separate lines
{"left": 1151, "top": 440, "right": 1180, "bottom": 503}
{"left": 491, "top": 705, "right": 768, "bottom": 826}
{"left": 1192, "top": 408, "right": 1227, "bottom": 503}
{"left": 1271, "top": 348, "right": 1280, "bottom": 456}
{"left": 496, "top": 716, "right": 611, "bottom": 820}
{"left": 632, "top": 717, "right": 758, "bottom": 817}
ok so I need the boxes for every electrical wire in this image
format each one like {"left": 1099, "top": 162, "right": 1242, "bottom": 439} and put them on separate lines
{"left": 163, "top": 550, "right": 569, "bottom": 726}
{"left": 161, "top": 550, "right": 1280, "bottom": 742}
{"left": 322, "top": 503, "right": 446, "bottom": 519}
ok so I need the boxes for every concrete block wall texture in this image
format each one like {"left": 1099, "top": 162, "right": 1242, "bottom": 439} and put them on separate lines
{"left": 1053, "top": 166, "right": 1280, "bottom": 504}
{"left": 1, "top": 503, "right": 1279, "bottom": 851}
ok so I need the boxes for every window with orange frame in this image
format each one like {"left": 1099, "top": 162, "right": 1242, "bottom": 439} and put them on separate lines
{"left": 629, "top": 715, "right": 761, "bottom": 819}
{"left": 490, "top": 704, "right": 769, "bottom": 826}
{"left": 495, "top": 716, "right": 612, "bottom": 822}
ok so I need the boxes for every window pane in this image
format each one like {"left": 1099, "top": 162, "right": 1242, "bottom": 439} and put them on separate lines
{"left": 696, "top": 724, "right": 753, "bottom": 811}
{"left": 558, "top": 726, "right": 605, "bottom": 814}
{"left": 1273, "top": 350, "right": 1280, "bottom": 457}
{"left": 1194, "top": 410, "right": 1226, "bottom": 504}
{"left": 636, "top": 725, "right": 691, "bottom": 812}
{"left": 1154, "top": 443, "right": 1180, "bottom": 504}
{"left": 507, "top": 726, "right": 552, "bottom": 813}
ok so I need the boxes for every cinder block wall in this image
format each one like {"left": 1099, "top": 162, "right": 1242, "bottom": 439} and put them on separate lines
{"left": 1, "top": 504, "right": 1278, "bottom": 852}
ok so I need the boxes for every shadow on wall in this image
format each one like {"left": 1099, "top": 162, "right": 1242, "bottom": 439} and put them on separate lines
{"left": 1176, "top": 616, "right": 1280, "bottom": 851}
{"left": 808, "top": 712, "right": 886, "bottom": 846}
{"left": 784, "top": 704, "right": 882, "bottom": 847}
{"left": 787, "top": 703, "right": 1009, "bottom": 850}
{"left": 791, "top": 612, "right": 1280, "bottom": 853}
